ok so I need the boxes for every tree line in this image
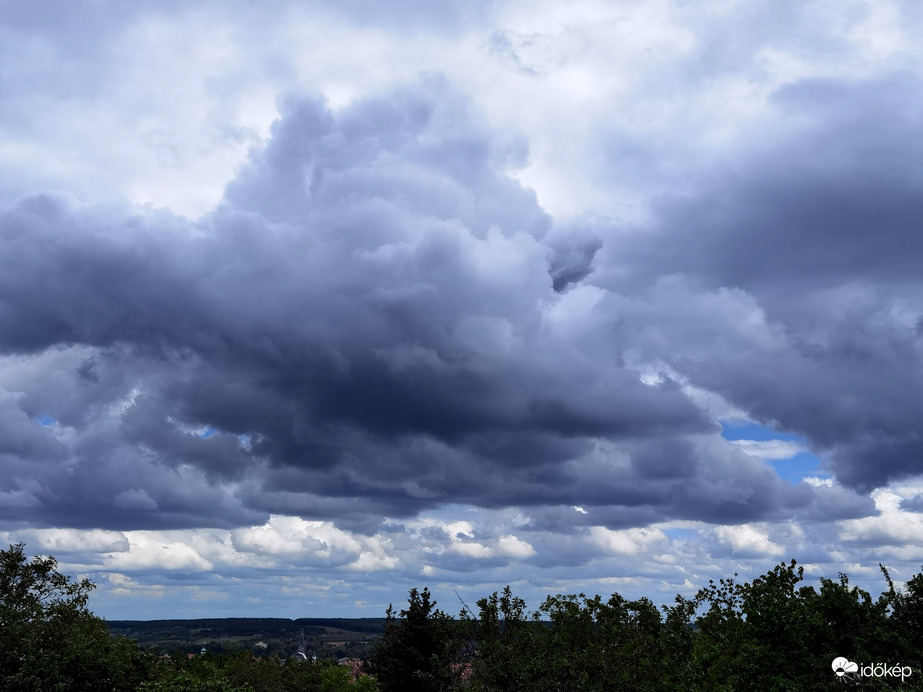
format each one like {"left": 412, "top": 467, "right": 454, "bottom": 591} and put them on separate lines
{"left": 2, "top": 542, "right": 922, "bottom": 690}
{"left": 369, "top": 562, "right": 923, "bottom": 691}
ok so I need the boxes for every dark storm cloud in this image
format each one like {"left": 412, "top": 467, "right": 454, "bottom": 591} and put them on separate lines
{"left": 0, "top": 76, "right": 879, "bottom": 532}
{"left": 603, "top": 73, "right": 923, "bottom": 490}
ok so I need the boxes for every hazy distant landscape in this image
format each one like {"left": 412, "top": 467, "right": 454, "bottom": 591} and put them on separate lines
{"left": 106, "top": 618, "right": 385, "bottom": 660}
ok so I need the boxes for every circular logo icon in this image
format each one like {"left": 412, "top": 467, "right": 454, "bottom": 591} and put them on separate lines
{"left": 832, "top": 657, "right": 858, "bottom": 677}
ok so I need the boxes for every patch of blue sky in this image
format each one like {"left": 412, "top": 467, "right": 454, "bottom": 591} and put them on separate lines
{"left": 775, "top": 452, "right": 830, "bottom": 485}
{"left": 199, "top": 427, "right": 217, "bottom": 438}
{"left": 35, "top": 416, "right": 57, "bottom": 426}
{"left": 720, "top": 421, "right": 826, "bottom": 485}
{"left": 720, "top": 421, "right": 801, "bottom": 442}
{"left": 662, "top": 527, "right": 699, "bottom": 540}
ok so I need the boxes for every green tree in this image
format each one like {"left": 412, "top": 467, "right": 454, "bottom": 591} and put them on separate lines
{"left": 688, "top": 559, "right": 914, "bottom": 691}
{"left": 321, "top": 664, "right": 352, "bottom": 692}
{"left": 0, "top": 542, "right": 148, "bottom": 692}
{"left": 352, "top": 674, "right": 380, "bottom": 691}
{"left": 464, "top": 586, "right": 543, "bottom": 692}
{"left": 368, "top": 588, "right": 462, "bottom": 692}
{"left": 531, "top": 592, "right": 674, "bottom": 692}
{"left": 884, "top": 564, "right": 923, "bottom": 674}
{"left": 466, "top": 585, "right": 692, "bottom": 692}
{"left": 224, "top": 653, "right": 280, "bottom": 692}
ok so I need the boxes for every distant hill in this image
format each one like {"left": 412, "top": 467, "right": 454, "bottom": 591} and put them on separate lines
{"left": 106, "top": 617, "right": 388, "bottom": 659}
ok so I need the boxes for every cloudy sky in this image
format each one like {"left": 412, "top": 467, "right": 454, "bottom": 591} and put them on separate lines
{"left": 3, "top": 0, "right": 923, "bottom": 619}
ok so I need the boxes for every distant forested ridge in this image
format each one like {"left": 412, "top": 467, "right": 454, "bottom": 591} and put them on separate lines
{"left": 108, "top": 618, "right": 387, "bottom": 637}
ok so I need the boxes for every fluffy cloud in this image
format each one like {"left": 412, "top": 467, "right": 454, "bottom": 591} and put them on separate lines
{"left": 713, "top": 524, "right": 785, "bottom": 558}
{"left": 599, "top": 74, "right": 923, "bottom": 491}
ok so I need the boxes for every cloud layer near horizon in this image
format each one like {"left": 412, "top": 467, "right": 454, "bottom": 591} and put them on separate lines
{"left": 2, "top": 0, "right": 923, "bottom": 618}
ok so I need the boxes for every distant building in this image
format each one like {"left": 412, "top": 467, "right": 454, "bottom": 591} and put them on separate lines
{"left": 291, "top": 628, "right": 315, "bottom": 662}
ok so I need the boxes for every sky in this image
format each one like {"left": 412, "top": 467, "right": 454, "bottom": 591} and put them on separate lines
{"left": 2, "top": 0, "right": 923, "bottom": 620}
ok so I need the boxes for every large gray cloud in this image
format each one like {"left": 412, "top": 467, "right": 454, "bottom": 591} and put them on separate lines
{"left": 601, "top": 73, "right": 923, "bottom": 490}
{"left": 0, "top": 76, "right": 865, "bottom": 532}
